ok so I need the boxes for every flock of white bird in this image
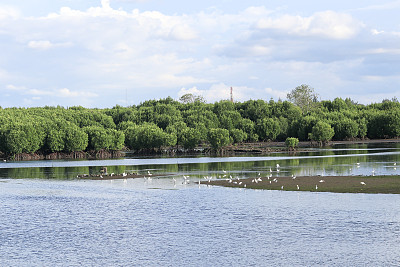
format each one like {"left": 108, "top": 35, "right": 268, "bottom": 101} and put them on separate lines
{"left": 138, "top": 161, "right": 399, "bottom": 190}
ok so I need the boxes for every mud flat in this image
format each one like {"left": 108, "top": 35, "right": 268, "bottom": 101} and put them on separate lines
{"left": 202, "top": 175, "right": 400, "bottom": 194}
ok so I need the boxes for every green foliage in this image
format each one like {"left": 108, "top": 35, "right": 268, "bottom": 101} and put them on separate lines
{"left": 124, "top": 123, "right": 174, "bottom": 151}
{"left": 285, "top": 137, "right": 299, "bottom": 149}
{"left": 256, "top": 118, "right": 281, "bottom": 141}
{"left": 287, "top": 84, "right": 319, "bottom": 113}
{"left": 207, "top": 128, "right": 231, "bottom": 150}
{"left": 309, "top": 121, "right": 334, "bottom": 144}
{"left": 180, "top": 128, "right": 201, "bottom": 149}
{"left": 2, "top": 93, "right": 400, "bottom": 157}
{"left": 332, "top": 118, "right": 358, "bottom": 140}
{"left": 64, "top": 125, "right": 88, "bottom": 152}
{"left": 229, "top": 129, "right": 247, "bottom": 143}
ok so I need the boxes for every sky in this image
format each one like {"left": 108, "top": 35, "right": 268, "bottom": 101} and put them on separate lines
{"left": 0, "top": 0, "right": 400, "bottom": 108}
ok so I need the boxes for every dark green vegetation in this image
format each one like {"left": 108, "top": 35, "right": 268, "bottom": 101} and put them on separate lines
{"left": 1, "top": 86, "right": 400, "bottom": 158}
{"left": 204, "top": 175, "right": 400, "bottom": 194}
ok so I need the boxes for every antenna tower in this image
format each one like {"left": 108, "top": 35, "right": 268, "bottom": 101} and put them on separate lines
{"left": 230, "top": 87, "right": 233, "bottom": 103}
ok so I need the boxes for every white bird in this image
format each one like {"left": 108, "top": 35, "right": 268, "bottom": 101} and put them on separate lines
{"left": 122, "top": 172, "right": 127, "bottom": 177}
{"left": 222, "top": 170, "right": 227, "bottom": 173}
{"left": 276, "top": 164, "right": 280, "bottom": 168}
{"left": 319, "top": 180, "right": 325, "bottom": 183}
{"left": 269, "top": 168, "right": 272, "bottom": 172}
{"left": 281, "top": 186, "right": 284, "bottom": 190}
{"left": 297, "top": 185, "right": 299, "bottom": 190}
{"left": 147, "top": 170, "right": 152, "bottom": 176}
{"left": 315, "top": 185, "right": 318, "bottom": 190}
{"left": 100, "top": 175, "right": 103, "bottom": 179}
{"left": 239, "top": 182, "right": 242, "bottom": 185}
{"left": 292, "top": 174, "right": 296, "bottom": 180}
{"left": 244, "top": 184, "right": 247, "bottom": 188}
{"left": 257, "top": 177, "right": 262, "bottom": 182}
{"left": 394, "top": 163, "right": 397, "bottom": 166}
{"left": 360, "top": 181, "right": 366, "bottom": 185}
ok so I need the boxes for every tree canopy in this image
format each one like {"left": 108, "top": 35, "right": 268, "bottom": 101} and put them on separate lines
{"left": 1, "top": 90, "right": 400, "bottom": 157}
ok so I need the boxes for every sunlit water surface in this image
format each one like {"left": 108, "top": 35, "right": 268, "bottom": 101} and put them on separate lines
{"left": 1, "top": 143, "right": 400, "bottom": 266}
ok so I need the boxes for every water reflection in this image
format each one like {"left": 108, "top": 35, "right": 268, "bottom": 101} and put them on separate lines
{"left": 0, "top": 143, "right": 400, "bottom": 181}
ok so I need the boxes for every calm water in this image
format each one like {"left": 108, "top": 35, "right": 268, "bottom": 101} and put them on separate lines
{"left": 1, "top": 143, "right": 400, "bottom": 266}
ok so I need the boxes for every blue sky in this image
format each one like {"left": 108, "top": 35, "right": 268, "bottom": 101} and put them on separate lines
{"left": 0, "top": 0, "right": 400, "bottom": 107}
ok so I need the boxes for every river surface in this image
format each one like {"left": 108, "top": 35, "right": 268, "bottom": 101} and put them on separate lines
{"left": 1, "top": 143, "right": 400, "bottom": 266}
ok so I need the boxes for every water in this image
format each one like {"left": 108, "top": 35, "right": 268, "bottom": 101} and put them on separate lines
{"left": 1, "top": 143, "right": 400, "bottom": 266}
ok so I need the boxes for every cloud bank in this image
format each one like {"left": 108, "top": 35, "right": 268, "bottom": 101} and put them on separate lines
{"left": 0, "top": 1, "right": 399, "bottom": 107}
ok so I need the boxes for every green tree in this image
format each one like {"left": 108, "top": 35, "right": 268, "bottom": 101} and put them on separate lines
{"left": 309, "top": 121, "right": 334, "bottom": 145}
{"left": 287, "top": 84, "right": 319, "bottom": 113}
{"left": 64, "top": 125, "right": 88, "bottom": 152}
{"left": 256, "top": 118, "right": 281, "bottom": 141}
{"left": 230, "top": 129, "right": 247, "bottom": 143}
{"left": 207, "top": 128, "right": 231, "bottom": 150}
{"left": 180, "top": 128, "right": 201, "bottom": 149}
{"left": 285, "top": 137, "right": 299, "bottom": 150}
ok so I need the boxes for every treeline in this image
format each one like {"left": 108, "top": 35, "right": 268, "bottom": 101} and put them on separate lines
{"left": 1, "top": 94, "right": 400, "bottom": 158}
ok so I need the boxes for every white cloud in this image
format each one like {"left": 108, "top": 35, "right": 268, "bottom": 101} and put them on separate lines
{"left": 0, "top": 2, "right": 399, "bottom": 107}
{"left": 28, "top": 40, "right": 53, "bottom": 49}
{"left": 0, "top": 5, "right": 20, "bottom": 20}
{"left": 256, "top": 10, "right": 362, "bottom": 39}
{"left": 27, "top": 40, "right": 73, "bottom": 50}
{"left": 58, "top": 88, "right": 98, "bottom": 98}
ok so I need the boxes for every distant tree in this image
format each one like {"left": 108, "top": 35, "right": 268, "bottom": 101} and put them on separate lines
{"left": 180, "top": 128, "right": 201, "bottom": 149}
{"left": 285, "top": 137, "right": 299, "bottom": 150}
{"left": 207, "top": 128, "right": 231, "bottom": 150}
{"left": 256, "top": 118, "right": 281, "bottom": 141}
{"left": 309, "top": 121, "right": 334, "bottom": 145}
{"left": 179, "top": 93, "right": 206, "bottom": 104}
{"left": 229, "top": 129, "right": 247, "bottom": 143}
{"left": 64, "top": 125, "right": 88, "bottom": 152}
{"left": 287, "top": 84, "right": 319, "bottom": 113}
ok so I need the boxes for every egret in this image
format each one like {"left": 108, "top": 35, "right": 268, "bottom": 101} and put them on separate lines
{"left": 222, "top": 170, "right": 227, "bottom": 173}
{"left": 147, "top": 170, "right": 152, "bottom": 176}
{"left": 319, "top": 180, "right": 325, "bottom": 183}
{"left": 315, "top": 185, "right": 318, "bottom": 190}
{"left": 239, "top": 182, "right": 242, "bottom": 185}
{"left": 292, "top": 175, "right": 296, "bottom": 180}
{"left": 360, "top": 181, "right": 366, "bottom": 185}
{"left": 297, "top": 185, "right": 299, "bottom": 190}
{"left": 244, "top": 184, "right": 247, "bottom": 188}
{"left": 281, "top": 186, "right": 284, "bottom": 190}
{"left": 276, "top": 163, "right": 280, "bottom": 168}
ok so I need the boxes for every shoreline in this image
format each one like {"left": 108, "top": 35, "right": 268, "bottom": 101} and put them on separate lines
{"left": 202, "top": 175, "right": 400, "bottom": 194}
{"left": 4, "top": 138, "right": 400, "bottom": 161}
